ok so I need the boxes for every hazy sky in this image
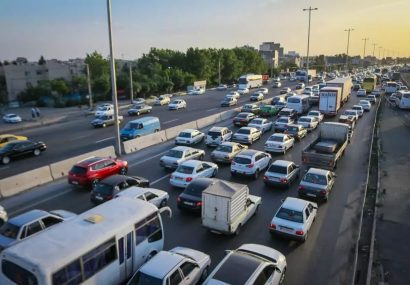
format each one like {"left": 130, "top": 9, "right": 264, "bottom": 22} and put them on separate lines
{"left": 1, "top": 0, "right": 409, "bottom": 61}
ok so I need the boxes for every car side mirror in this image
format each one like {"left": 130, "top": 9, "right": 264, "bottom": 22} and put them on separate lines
{"left": 333, "top": 173, "right": 337, "bottom": 177}
{"left": 313, "top": 206, "right": 318, "bottom": 210}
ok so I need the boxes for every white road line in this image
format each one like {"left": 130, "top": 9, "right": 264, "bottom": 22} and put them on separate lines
{"left": 163, "top": 119, "right": 179, "bottom": 124}
{"left": 206, "top": 107, "right": 219, "bottom": 112}
{"left": 129, "top": 150, "right": 169, "bottom": 167}
{"left": 151, "top": 174, "right": 170, "bottom": 185}
{"left": 70, "top": 134, "right": 91, "bottom": 141}
{"left": 95, "top": 136, "right": 115, "bottom": 143}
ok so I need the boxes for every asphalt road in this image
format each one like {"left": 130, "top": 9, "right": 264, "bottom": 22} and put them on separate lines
{"left": 1, "top": 92, "right": 377, "bottom": 285}
{"left": 0, "top": 82, "right": 300, "bottom": 178}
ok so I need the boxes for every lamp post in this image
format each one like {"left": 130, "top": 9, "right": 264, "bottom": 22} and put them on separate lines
{"left": 344, "top": 28, "right": 354, "bottom": 70}
{"left": 129, "top": 64, "right": 134, "bottom": 104}
{"left": 303, "top": 6, "right": 318, "bottom": 82}
{"left": 86, "top": 63, "right": 93, "bottom": 108}
{"left": 106, "top": 0, "right": 121, "bottom": 155}
{"left": 362, "top": 38, "right": 369, "bottom": 67}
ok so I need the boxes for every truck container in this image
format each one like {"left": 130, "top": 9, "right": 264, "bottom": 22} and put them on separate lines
{"left": 319, "top": 87, "right": 342, "bottom": 116}
{"left": 326, "top": 77, "right": 352, "bottom": 104}
{"left": 302, "top": 122, "right": 350, "bottom": 170}
{"left": 202, "top": 179, "right": 261, "bottom": 235}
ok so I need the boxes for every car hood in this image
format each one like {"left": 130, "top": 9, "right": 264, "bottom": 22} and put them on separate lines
{"left": 0, "top": 235, "right": 16, "bottom": 248}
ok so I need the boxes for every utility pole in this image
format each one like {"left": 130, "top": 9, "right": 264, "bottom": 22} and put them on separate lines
{"left": 86, "top": 63, "right": 93, "bottom": 108}
{"left": 372, "top": 43, "right": 377, "bottom": 57}
{"left": 129, "top": 64, "right": 134, "bottom": 104}
{"left": 378, "top": 46, "right": 382, "bottom": 59}
{"left": 383, "top": 48, "right": 385, "bottom": 59}
{"left": 362, "top": 38, "right": 369, "bottom": 67}
{"left": 106, "top": 0, "right": 121, "bottom": 155}
{"left": 344, "top": 28, "right": 354, "bottom": 71}
{"left": 218, "top": 58, "right": 221, "bottom": 85}
{"left": 303, "top": 6, "right": 318, "bottom": 82}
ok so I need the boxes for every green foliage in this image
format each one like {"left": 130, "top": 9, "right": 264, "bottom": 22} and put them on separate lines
{"left": 38, "top": 56, "right": 46, "bottom": 65}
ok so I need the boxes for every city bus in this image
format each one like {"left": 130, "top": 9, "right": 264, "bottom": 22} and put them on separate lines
{"left": 362, "top": 75, "right": 377, "bottom": 93}
{"left": 0, "top": 197, "right": 171, "bottom": 285}
{"left": 287, "top": 94, "right": 311, "bottom": 114}
{"left": 238, "top": 74, "right": 263, "bottom": 89}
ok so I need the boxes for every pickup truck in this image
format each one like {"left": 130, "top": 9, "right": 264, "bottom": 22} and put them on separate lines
{"left": 202, "top": 179, "right": 261, "bottom": 235}
{"left": 302, "top": 122, "right": 350, "bottom": 170}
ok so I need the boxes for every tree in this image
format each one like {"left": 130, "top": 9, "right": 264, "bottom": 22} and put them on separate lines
{"left": 71, "top": 75, "right": 88, "bottom": 93}
{"left": 85, "top": 51, "right": 109, "bottom": 80}
{"left": 38, "top": 56, "right": 46, "bottom": 65}
{"left": 50, "top": 79, "right": 69, "bottom": 95}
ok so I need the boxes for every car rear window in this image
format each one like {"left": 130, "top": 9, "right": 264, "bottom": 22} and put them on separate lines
{"left": 303, "top": 173, "right": 327, "bottom": 185}
{"left": 237, "top": 129, "right": 251, "bottom": 134}
{"left": 208, "top": 131, "right": 222, "bottom": 137}
{"left": 276, "top": 207, "right": 304, "bottom": 223}
{"left": 184, "top": 183, "right": 209, "bottom": 197}
{"left": 268, "top": 165, "right": 287, "bottom": 174}
{"left": 233, "top": 157, "right": 252, "bottom": 164}
{"left": 268, "top": 136, "right": 283, "bottom": 142}
{"left": 176, "top": 165, "right": 194, "bottom": 174}
{"left": 215, "top": 145, "right": 232, "bottom": 153}
{"left": 70, "top": 166, "right": 87, "bottom": 175}
{"left": 279, "top": 111, "right": 290, "bottom": 116}
{"left": 250, "top": 119, "right": 263, "bottom": 125}
{"left": 288, "top": 98, "right": 300, "bottom": 103}
{"left": 237, "top": 114, "right": 248, "bottom": 118}
{"left": 277, "top": 118, "right": 288, "bottom": 123}
{"left": 178, "top": 132, "right": 192, "bottom": 138}
{"left": 93, "top": 183, "right": 114, "bottom": 195}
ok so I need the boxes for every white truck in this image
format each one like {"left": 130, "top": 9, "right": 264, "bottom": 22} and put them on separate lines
{"left": 302, "top": 122, "right": 350, "bottom": 170}
{"left": 326, "top": 77, "right": 352, "bottom": 104}
{"left": 202, "top": 179, "right": 261, "bottom": 235}
{"left": 319, "top": 87, "right": 342, "bottom": 116}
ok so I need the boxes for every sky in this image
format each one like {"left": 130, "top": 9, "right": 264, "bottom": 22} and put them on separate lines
{"left": 1, "top": 0, "right": 409, "bottom": 61}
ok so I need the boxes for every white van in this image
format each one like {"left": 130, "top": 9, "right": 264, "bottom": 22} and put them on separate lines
{"left": 399, "top": 91, "right": 410, "bottom": 109}
{"left": 287, "top": 95, "right": 310, "bottom": 114}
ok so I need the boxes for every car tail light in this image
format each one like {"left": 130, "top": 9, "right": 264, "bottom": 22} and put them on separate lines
{"left": 247, "top": 164, "right": 254, "bottom": 168}
{"left": 186, "top": 177, "right": 193, "bottom": 182}
{"left": 263, "top": 176, "right": 268, "bottom": 180}
{"left": 177, "top": 197, "right": 181, "bottom": 202}
{"left": 224, "top": 155, "right": 230, "bottom": 159}
{"left": 270, "top": 223, "right": 276, "bottom": 229}
{"left": 296, "top": 230, "right": 304, "bottom": 236}
{"left": 320, "top": 190, "right": 327, "bottom": 196}
{"left": 106, "top": 195, "right": 113, "bottom": 200}
{"left": 298, "top": 186, "right": 304, "bottom": 191}
{"left": 280, "top": 178, "right": 288, "bottom": 183}
{"left": 196, "top": 201, "right": 203, "bottom": 206}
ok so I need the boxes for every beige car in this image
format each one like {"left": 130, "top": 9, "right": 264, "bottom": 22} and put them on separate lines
{"left": 210, "top": 142, "right": 248, "bottom": 163}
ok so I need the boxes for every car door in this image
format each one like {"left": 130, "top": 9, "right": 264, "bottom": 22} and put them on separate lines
{"left": 167, "top": 269, "right": 185, "bottom": 285}
{"left": 195, "top": 164, "right": 206, "bottom": 178}
{"left": 305, "top": 205, "right": 315, "bottom": 231}
{"left": 180, "top": 261, "right": 201, "bottom": 285}
{"left": 253, "top": 265, "right": 277, "bottom": 285}
{"left": 328, "top": 173, "right": 335, "bottom": 190}
{"left": 186, "top": 150, "right": 195, "bottom": 160}
{"left": 12, "top": 142, "right": 32, "bottom": 158}
{"left": 23, "top": 220, "right": 44, "bottom": 240}
{"left": 104, "top": 160, "right": 118, "bottom": 176}
{"left": 289, "top": 164, "right": 299, "bottom": 183}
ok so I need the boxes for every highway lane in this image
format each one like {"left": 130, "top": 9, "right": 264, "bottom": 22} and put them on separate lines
{"left": 0, "top": 81, "right": 300, "bottom": 178}
{"left": 1, "top": 92, "right": 376, "bottom": 285}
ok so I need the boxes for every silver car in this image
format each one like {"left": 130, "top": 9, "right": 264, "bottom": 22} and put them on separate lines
{"left": 298, "top": 168, "right": 336, "bottom": 202}
{"left": 160, "top": 146, "right": 205, "bottom": 169}
{"left": 264, "top": 160, "right": 300, "bottom": 187}
{"left": 297, "top": 116, "right": 319, "bottom": 131}
{"left": 232, "top": 127, "right": 262, "bottom": 145}
{"left": 115, "top": 186, "right": 169, "bottom": 208}
{"left": 210, "top": 142, "right": 248, "bottom": 164}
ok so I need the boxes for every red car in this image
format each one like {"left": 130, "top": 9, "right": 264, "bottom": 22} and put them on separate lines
{"left": 233, "top": 112, "right": 256, "bottom": 127}
{"left": 68, "top": 157, "right": 128, "bottom": 188}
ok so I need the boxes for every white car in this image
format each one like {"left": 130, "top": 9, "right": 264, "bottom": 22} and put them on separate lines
{"left": 238, "top": 88, "right": 249, "bottom": 95}
{"left": 264, "top": 160, "right": 300, "bottom": 187}
{"left": 297, "top": 116, "right": 319, "bottom": 131}
{"left": 269, "top": 197, "right": 318, "bottom": 242}
{"left": 175, "top": 129, "right": 205, "bottom": 145}
{"left": 272, "top": 81, "right": 282, "bottom": 88}
{"left": 357, "top": 89, "right": 367, "bottom": 97}
{"left": 341, "top": 109, "right": 359, "bottom": 121}
{"left": 204, "top": 244, "right": 287, "bottom": 285}
{"left": 217, "top": 84, "right": 228, "bottom": 91}
{"left": 206, "top": 126, "right": 233, "bottom": 147}
{"left": 0, "top": 205, "right": 8, "bottom": 227}
{"left": 248, "top": 118, "right": 273, "bottom": 134}
{"left": 258, "top": 88, "right": 269, "bottom": 95}
{"left": 115, "top": 186, "right": 169, "bottom": 208}
{"left": 95, "top": 105, "right": 114, "bottom": 117}
{"left": 274, "top": 116, "right": 294, "bottom": 132}
{"left": 359, "top": 100, "right": 371, "bottom": 111}
{"left": 160, "top": 146, "right": 205, "bottom": 169}
{"left": 289, "top": 76, "right": 297, "bottom": 81}
{"left": 295, "top": 83, "right": 305, "bottom": 90}
{"left": 128, "top": 247, "right": 211, "bottom": 285}
{"left": 280, "top": 87, "right": 291, "bottom": 94}
{"left": 231, "top": 149, "right": 271, "bottom": 179}
{"left": 371, "top": 88, "right": 382, "bottom": 97}
{"left": 170, "top": 160, "right": 218, "bottom": 188}
{"left": 352, "top": 105, "right": 364, "bottom": 117}
{"left": 131, "top": 98, "right": 145, "bottom": 105}
{"left": 307, "top": 110, "right": 324, "bottom": 122}
{"left": 210, "top": 142, "right": 248, "bottom": 164}
{"left": 155, "top": 95, "right": 171, "bottom": 105}
{"left": 232, "top": 127, "right": 262, "bottom": 145}
{"left": 264, "top": 133, "right": 294, "bottom": 154}
{"left": 168, "top": 99, "right": 187, "bottom": 110}
{"left": 226, "top": 91, "right": 240, "bottom": 99}
{"left": 367, "top": 94, "right": 377, "bottom": 104}
{"left": 250, "top": 92, "right": 264, "bottom": 101}
{"left": 2, "top": 114, "right": 22, "bottom": 123}
{"left": 192, "top": 88, "right": 205, "bottom": 95}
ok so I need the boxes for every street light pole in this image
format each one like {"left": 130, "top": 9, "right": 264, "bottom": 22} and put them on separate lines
{"left": 378, "top": 46, "right": 382, "bottom": 59}
{"left": 303, "top": 6, "right": 318, "bottom": 82}
{"left": 372, "top": 43, "right": 377, "bottom": 57}
{"left": 129, "top": 64, "right": 134, "bottom": 104}
{"left": 362, "top": 38, "right": 369, "bottom": 67}
{"left": 344, "top": 28, "right": 354, "bottom": 70}
{"left": 218, "top": 58, "right": 221, "bottom": 85}
{"left": 86, "top": 63, "right": 93, "bottom": 108}
{"left": 106, "top": 0, "right": 121, "bottom": 155}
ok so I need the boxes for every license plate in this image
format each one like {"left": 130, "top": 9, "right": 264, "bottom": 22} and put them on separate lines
{"left": 175, "top": 177, "right": 183, "bottom": 180}
{"left": 269, "top": 177, "right": 280, "bottom": 181}
{"left": 71, "top": 181, "right": 79, "bottom": 185}
{"left": 307, "top": 193, "right": 316, "bottom": 197}
{"left": 96, "top": 196, "right": 103, "bottom": 200}
{"left": 280, "top": 227, "right": 292, "bottom": 233}
{"left": 184, "top": 201, "right": 194, "bottom": 206}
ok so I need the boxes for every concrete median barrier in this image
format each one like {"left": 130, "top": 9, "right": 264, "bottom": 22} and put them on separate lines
{"left": 219, "top": 108, "right": 240, "bottom": 121}
{"left": 123, "top": 130, "right": 167, "bottom": 154}
{"left": 49, "top": 146, "right": 116, "bottom": 180}
{"left": 196, "top": 113, "right": 221, "bottom": 129}
{"left": 0, "top": 166, "right": 53, "bottom": 198}
{"left": 165, "top": 121, "right": 198, "bottom": 140}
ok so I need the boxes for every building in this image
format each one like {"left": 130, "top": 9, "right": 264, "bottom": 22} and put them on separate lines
{"left": 3, "top": 58, "right": 86, "bottom": 102}
{"left": 259, "top": 42, "right": 284, "bottom": 68}
{"left": 280, "top": 52, "right": 301, "bottom": 68}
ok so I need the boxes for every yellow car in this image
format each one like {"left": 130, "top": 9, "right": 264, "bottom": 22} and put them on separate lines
{"left": 0, "top": 134, "right": 28, "bottom": 148}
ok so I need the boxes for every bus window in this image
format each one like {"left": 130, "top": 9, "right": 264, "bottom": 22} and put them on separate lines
{"left": 2, "top": 260, "right": 38, "bottom": 285}
{"left": 135, "top": 214, "right": 162, "bottom": 245}
{"left": 52, "top": 259, "right": 82, "bottom": 285}
{"left": 82, "top": 238, "right": 117, "bottom": 280}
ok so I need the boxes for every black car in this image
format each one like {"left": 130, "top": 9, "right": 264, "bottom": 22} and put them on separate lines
{"left": 352, "top": 84, "right": 361, "bottom": 91}
{"left": 90, "top": 175, "right": 150, "bottom": 204}
{"left": 177, "top": 178, "right": 215, "bottom": 212}
{"left": 0, "top": 140, "right": 46, "bottom": 165}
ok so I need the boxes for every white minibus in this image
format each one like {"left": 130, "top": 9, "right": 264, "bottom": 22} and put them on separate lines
{"left": 287, "top": 95, "right": 311, "bottom": 114}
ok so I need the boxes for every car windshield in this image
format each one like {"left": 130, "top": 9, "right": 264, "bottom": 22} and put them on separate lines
{"left": 171, "top": 101, "right": 179, "bottom": 104}
{"left": 299, "top": 118, "right": 310, "bottom": 122}
{"left": 208, "top": 131, "right": 222, "bottom": 137}
{"left": 93, "top": 183, "right": 114, "bottom": 195}
{"left": 345, "top": 111, "right": 356, "bottom": 116}
{"left": 303, "top": 173, "right": 327, "bottom": 185}
{"left": 176, "top": 165, "right": 194, "bottom": 174}
{"left": 261, "top": 106, "right": 272, "bottom": 111}
{"left": 268, "top": 136, "right": 283, "bottom": 142}
{"left": 128, "top": 272, "right": 162, "bottom": 285}
{"left": 166, "top": 149, "right": 183, "bottom": 158}
{"left": 308, "top": 112, "right": 319, "bottom": 116}
{"left": 215, "top": 145, "right": 232, "bottom": 153}
{"left": 288, "top": 98, "right": 300, "bottom": 103}
{"left": 268, "top": 165, "right": 288, "bottom": 174}
{"left": 178, "top": 132, "right": 192, "bottom": 138}
{"left": 0, "top": 222, "right": 20, "bottom": 239}
{"left": 276, "top": 207, "right": 304, "bottom": 223}
{"left": 237, "top": 114, "right": 248, "bottom": 118}
{"left": 279, "top": 111, "right": 291, "bottom": 116}
{"left": 237, "top": 129, "right": 251, "bottom": 134}
{"left": 277, "top": 118, "right": 288, "bottom": 123}
{"left": 287, "top": 126, "right": 298, "bottom": 132}
{"left": 70, "top": 166, "right": 87, "bottom": 175}
{"left": 124, "top": 122, "right": 142, "bottom": 130}
{"left": 233, "top": 156, "right": 252, "bottom": 164}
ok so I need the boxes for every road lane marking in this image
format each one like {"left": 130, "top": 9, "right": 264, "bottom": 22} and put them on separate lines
{"left": 151, "top": 174, "right": 170, "bottom": 186}
{"left": 206, "top": 108, "right": 219, "bottom": 112}
{"left": 70, "top": 134, "right": 91, "bottom": 141}
{"left": 129, "top": 150, "right": 169, "bottom": 167}
{"left": 163, "top": 119, "right": 179, "bottom": 124}
{"left": 95, "top": 136, "right": 115, "bottom": 143}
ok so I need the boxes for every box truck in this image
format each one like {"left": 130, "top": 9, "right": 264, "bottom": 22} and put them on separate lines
{"left": 326, "top": 77, "right": 352, "bottom": 104}
{"left": 319, "top": 87, "right": 342, "bottom": 116}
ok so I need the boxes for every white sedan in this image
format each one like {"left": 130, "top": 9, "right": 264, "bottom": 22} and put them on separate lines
{"left": 168, "top": 99, "right": 187, "bottom": 110}
{"left": 357, "top": 89, "right": 367, "bottom": 97}
{"left": 258, "top": 88, "right": 269, "bottom": 95}
{"left": 238, "top": 88, "right": 249, "bottom": 95}
{"left": 297, "top": 116, "right": 319, "bottom": 131}
{"left": 175, "top": 129, "right": 205, "bottom": 145}
{"left": 264, "top": 133, "right": 294, "bottom": 154}
{"left": 307, "top": 110, "right": 324, "bottom": 122}
{"left": 232, "top": 127, "right": 262, "bottom": 145}
{"left": 226, "top": 91, "right": 240, "bottom": 99}
{"left": 3, "top": 114, "right": 22, "bottom": 123}
{"left": 250, "top": 92, "right": 264, "bottom": 101}
{"left": 352, "top": 105, "right": 364, "bottom": 117}
{"left": 170, "top": 160, "right": 218, "bottom": 188}
{"left": 115, "top": 186, "right": 169, "bottom": 208}
{"left": 280, "top": 87, "right": 291, "bottom": 94}
{"left": 248, "top": 118, "right": 273, "bottom": 134}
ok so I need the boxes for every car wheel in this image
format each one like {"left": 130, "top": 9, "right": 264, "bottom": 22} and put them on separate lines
{"left": 279, "top": 267, "right": 287, "bottom": 285}
{"left": 253, "top": 204, "right": 260, "bottom": 216}
{"left": 199, "top": 154, "right": 204, "bottom": 160}
{"left": 119, "top": 167, "right": 127, "bottom": 175}
{"left": 2, "top": 156, "right": 10, "bottom": 165}
{"left": 212, "top": 169, "right": 218, "bottom": 177}
{"left": 159, "top": 199, "right": 167, "bottom": 208}
{"left": 253, "top": 169, "right": 260, "bottom": 179}
{"left": 33, "top": 149, "right": 41, "bottom": 156}
{"left": 235, "top": 224, "right": 242, "bottom": 236}
{"left": 200, "top": 266, "right": 209, "bottom": 282}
